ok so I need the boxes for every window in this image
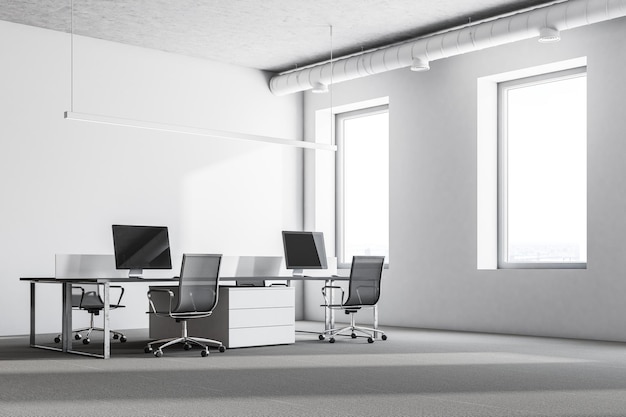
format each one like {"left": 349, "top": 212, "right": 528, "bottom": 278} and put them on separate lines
{"left": 498, "top": 68, "right": 587, "bottom": 268}
{"left": 336, "top": 105, "right": 389, "bottom": 266}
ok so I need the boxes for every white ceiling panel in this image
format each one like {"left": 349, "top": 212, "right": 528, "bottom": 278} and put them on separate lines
{"left": 0, "top": 0, "right": 558, "bottom": 72}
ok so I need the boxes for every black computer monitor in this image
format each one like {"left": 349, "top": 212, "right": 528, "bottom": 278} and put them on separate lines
{"left": 112, "top": 225, "right": 172, "bottom": 278}
{"left": 282, "top": 231, "right": 328, "bottom": 275}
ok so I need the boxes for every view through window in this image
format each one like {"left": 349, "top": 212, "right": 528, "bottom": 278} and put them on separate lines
{"left": 336, "top": 106, "right": 389, "bottom": 266}
{"left": 498, "top": 68, "right": 587, "bottom": 267}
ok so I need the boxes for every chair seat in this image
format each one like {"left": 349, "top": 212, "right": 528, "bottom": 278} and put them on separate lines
{"left": 166, "top": 310, "right": 213, "bottom": 320}
{"left": 323, "top": 303, "right": 362, "bottom": 308}
{"left": 83, "top": 304, "right": 124, "bottom": 315}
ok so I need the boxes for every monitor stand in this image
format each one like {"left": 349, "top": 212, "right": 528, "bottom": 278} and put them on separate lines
{"left": 291, "top": 269, "right": 304, "bottom": 277}
{"left": 128, "top": 269, "right": 143, "bottom": 278}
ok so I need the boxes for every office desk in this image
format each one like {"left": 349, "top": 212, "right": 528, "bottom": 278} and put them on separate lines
{"left": 225, "top": 275, "right": 353, "bottom": 334}
{"left": 21, "top": 277, "right": 176, "bottom": 359}
{"left": 21, "top": 274, "right": 379, "bottom": 358}
{"left": 208, "top": 275, "right": 364, "bottom": 342}
{"left": 150, "top": 285, "right": 296, "bottom": 348}
{"left": 222, "top": 275, "right": 382, "bottom": 341}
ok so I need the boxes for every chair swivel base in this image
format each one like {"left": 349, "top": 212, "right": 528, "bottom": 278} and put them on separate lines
{"left": 54, "top": 327, "right": 127, "bottom": 345}
{"left": 318, "top": 314, "right": 387, "bottom": 344}
{"left": 144, "top": 320, "right": 225, "bottom": 357}
{"left": 145, "top": 336, "right": 226, "bottom": 357}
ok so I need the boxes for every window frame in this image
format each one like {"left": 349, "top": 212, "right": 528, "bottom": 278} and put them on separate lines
{"left": 335, "top": 104, "right": 389, "bottom": 269}
{"left": 497, "top": 67, "right": 587, "bottom": 269}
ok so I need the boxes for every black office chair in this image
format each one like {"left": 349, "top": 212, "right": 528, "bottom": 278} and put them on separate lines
{"left": 54, "top": 284, "right": 127, "bottom": 344}
{"left": 145, "top": 254, "right": 226, "bottom": 357}
{"left": 319, "top": 256, "right": 387, "bottom": 343}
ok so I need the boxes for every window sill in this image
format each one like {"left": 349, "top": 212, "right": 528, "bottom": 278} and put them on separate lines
{"left": 497, "top": 262, "right": 587, "bottom": 270}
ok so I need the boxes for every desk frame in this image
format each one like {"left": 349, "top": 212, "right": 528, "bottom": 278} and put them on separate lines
{"left": 28, "top": 281, "right": 63, "bottom": 354}
{"left": 23, "top": 277, "right": 176, "bottom": 359}
{"left": 22, "top": 275, "right": 380, "bottom": 359}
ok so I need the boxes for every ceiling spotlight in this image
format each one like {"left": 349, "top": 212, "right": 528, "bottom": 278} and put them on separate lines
{"left": 410, "top": 57, "right": 430, "bottom": 72}
{"left": 311, "top": 81, "right": 329, "bottom": 93}
{"left": 538, "top": 27, "right": 561, "bottom": 43}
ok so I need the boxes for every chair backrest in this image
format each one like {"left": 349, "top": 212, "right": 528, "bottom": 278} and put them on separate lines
{"left": 174, "top": 254, "right": 222, "bottom": 314}
{"left": 344, "top": 256, "right": 385, "bottom": 307}
{"left": 71, "top": 284, "right": 103, "bottom": 310}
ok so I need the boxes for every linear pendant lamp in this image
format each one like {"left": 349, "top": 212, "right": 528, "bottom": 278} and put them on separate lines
{"left": 64, "top": 111, "right": 336, "bottom": 151}
{"left": 63, "top": 2, "right": 334, "bottom": 152}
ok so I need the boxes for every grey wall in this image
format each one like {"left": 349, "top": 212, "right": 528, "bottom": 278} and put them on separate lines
{"left": 0, "top": 21, "right": 303, "bottom": 336}
{"left": 304, "top": 17, "right": 626, "bottom": 342}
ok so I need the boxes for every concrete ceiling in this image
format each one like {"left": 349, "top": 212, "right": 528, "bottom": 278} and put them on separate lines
{"left": 0, "top": 0, "right": 558, "bottom": 73}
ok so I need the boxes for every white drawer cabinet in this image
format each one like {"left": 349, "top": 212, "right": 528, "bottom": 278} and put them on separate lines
{"left": 149, "top": 286, "right": 295, "bottom": 348}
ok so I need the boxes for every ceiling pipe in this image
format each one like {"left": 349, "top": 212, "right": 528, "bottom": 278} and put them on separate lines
{"left": 269, "top": 0, "right": 626, "bottom": 96}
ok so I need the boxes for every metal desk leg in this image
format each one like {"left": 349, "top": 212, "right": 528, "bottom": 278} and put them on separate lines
{"left": 26, "top": 280, "right": 64, "bottom": 353}
{"left": 29, "top": 282, "right": 36, "bottom": 347}
{"left": 61, "top": 282, "right": 72, "bottom": 352}
{"left": 373, "top": 304, "right": 379, "bottom": 339}
{"left": 102, "top": 282, "right": 110, "bottom": 359}
{"left": 65, "top": 282, "right": 108, "bottom": 359}
{"left": 325, "top": 278, "right": 335, "bottom": 332}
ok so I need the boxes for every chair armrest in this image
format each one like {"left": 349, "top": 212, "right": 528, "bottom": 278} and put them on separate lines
{"left": 71, "top": 286, "right": 85, "bottom": 308}
{"left": 73, "top": 285, "right": 125, "bottom": 309}
{"left": 109, "top": 285, "right": 125, "bottom": 307}
{"left": 321, "top": 285, "right": 344, "bottom": 306}
{"left": 74, "top": 286, "right": 100, "bottom": 310}
{"left": 147, "top": 288, "right": 175, "bottom": 316}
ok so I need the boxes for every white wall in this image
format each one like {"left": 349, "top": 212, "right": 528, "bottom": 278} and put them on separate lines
{"left": 304, "top": 17, "right": 626, "bottom": 342}
{"left": 0, "top": 21, "right": 303, "bottom": 336}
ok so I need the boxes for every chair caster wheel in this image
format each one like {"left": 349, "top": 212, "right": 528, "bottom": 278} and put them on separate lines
{"left": 201, "top": 349, "right": 209, "bottom": 357}
{"left": 329, "top": 337, "right": 335, "bottom": 343}
{"left": 183, "top": 343, "right": 192, "bottom": 351}
{"left": 318, "top": 334, "right": 325, "bottom": 341}
{"left": 351, "top": 333, "right": 357, "bottom": 339}
{"left": 367, "top": 337, "right": 374, "bottom": 343}
{"left": 218, "top": 346, "right": 226, "bottom": 353}
{"left": 83, "top": 338, "right": 90, "bottom": 345}
{"left": 54, "top": 336, "right": 61, "bottom": 343}
{"left": 74, "top": 333, "right": 82, "bottom": 340}
{"left": 113, "top": 334, "right": 119, "bottom": 340}
{"left": 154, "top": 350, "right": 163, "bottom": 357}
{"left": 120, "top": 335, "right": 127, "bottom": 343}
{"left": 144, "top": 346, "right": 152, "bottom": 354}
{"left": 381, "top": 334, "right": 388, "bottom": 341}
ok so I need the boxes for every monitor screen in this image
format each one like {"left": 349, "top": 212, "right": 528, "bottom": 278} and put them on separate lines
{"left": 282, "top": 231, "right": 328, "bottom": 270}
{"left": 112, "top": 225, "right": 172, "bottom": 275}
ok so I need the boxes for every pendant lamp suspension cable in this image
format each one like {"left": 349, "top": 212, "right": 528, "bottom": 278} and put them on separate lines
{"left": 70, "top": 0, "right": 74, "bottom": 112}
{"left": 329, "top": 24, "right": 333, "bottom": 145}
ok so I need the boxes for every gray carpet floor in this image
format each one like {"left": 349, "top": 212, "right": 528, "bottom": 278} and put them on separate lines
{"left": 2, "top": 322, "right": 626, "bottom": 417}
